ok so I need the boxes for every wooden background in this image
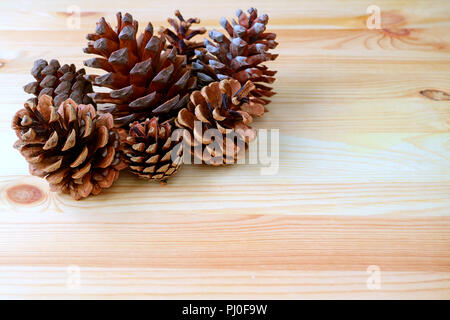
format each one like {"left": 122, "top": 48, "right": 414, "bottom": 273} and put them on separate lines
{"left": 0, "top": 0, "right": 449, "bottom": 299}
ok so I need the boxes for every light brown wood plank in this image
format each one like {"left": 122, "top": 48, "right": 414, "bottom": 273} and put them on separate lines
{"left": 0, "top": 215, "right": 449, "bottom": 271}
{"left": 1, "top": 268, "right": 449, "bottom": 299}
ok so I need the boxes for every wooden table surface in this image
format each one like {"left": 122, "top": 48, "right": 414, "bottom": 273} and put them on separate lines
{"left": 0, "top": 0, "right": 449, "bottom": 299}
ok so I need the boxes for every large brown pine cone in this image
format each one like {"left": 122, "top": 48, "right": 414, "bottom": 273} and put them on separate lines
{"left": 193, "top": 8, "right": 278, "bottom": 105}
{"left": 120, "top": 117, "right": 183, "bottom": 181}
{"left": 23, "top": 59, "right": 95, "bottom": 108}
{"left": 84, "top": 12, "right": 197, "bottom": 127}
{"left": 161, "top": 10, "right": 206, "bottom": 63}
{"left": 176, "top": 78, "right": 262, "bottom": 165}
{"left": 12, "top": 95, "right": 126, "bottom": 200}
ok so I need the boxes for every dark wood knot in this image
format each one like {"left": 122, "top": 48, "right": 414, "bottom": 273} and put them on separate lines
{"left": 420, "top": 89, "right": 450, "bottom": 101}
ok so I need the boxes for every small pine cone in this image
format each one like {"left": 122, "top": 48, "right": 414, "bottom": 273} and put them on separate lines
{"left": 84, "top": 12, "right": 197, "bottom": 127}
{"left": 194, "top": 7, "right": 278, "bottom": 105}
{"left": 176, "top": 78, "right": 262, "bottom": 165}
{"left": 23, "top": 59, "right": 95, "bottom": 108}
{"left": 161, "top": 10, "right": 206, "bottom": 63}
{"left": 12, "top": 95, "right": 126, "bottom": 200}
{"left": 120, "top": 117, "right": 183, "bottom": 181}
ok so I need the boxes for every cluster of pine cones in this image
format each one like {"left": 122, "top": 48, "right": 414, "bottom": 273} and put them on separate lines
{"left": 12, "top": 9, "right": 278, "bottom": 200}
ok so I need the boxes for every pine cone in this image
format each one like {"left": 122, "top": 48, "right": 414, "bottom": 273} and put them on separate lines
{"left": 161, "top": 10, "right": 206, "bottom": 63}
{"left": 84, "top": 12, "right": 197, "bottom": 127}
{"left": 120, "top": 117, "right": 183, "bottom": 181}
{"left": 176, "top": 78, "right": 262, "bottom": 165}
{"left": 23, "top": 59, "right": 95, "bottom": 108}
{"left": 194, "top": 8, "right": 278, "bottom": 106}
{"left": 12, "top": 95, "right": 126, "bottom": 200}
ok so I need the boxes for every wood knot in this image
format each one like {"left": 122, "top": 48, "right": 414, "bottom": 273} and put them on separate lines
{"left": 420, "top": 89, "right": 450, "bottom": 101}
{"left": 379, "top": 12, "right": 411, "bottom": 37}
{"left": 6, "top": 184, "right": 45, "bottom": 205}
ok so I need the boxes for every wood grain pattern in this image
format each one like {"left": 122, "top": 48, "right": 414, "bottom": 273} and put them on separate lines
{"left": 0, "top": 0, "right": 449, "bottom": 299}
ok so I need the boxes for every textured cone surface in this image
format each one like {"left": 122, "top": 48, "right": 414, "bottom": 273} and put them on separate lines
{"left": 121, "top": 117, "right": 183, "bottom": 181}
{"left": 84, "top": 12, "right": 197, "bottom": 127}
{"left": 23, "top": 59, "right": 95, "bottom": 108}
{"left": 194, "top": 7, "right": 278, "bottom": 105}
{"left": 161, "top": 10, "right": 206, "bottom": 63}
{"left": 176, "top": 78, "right": 260, "bottom": 166}
{"left": 12, "top": 95, "right": 126, "bottom": 200}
